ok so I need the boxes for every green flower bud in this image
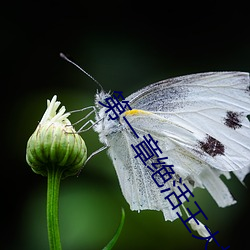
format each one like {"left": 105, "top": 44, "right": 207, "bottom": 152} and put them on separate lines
{"left": 26, "top": 95, "right": 87, "bottom": 178}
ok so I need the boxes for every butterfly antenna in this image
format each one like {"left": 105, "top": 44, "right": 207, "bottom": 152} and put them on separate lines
{"left": 60, "top": 53, "right": 104, "bottom": 91}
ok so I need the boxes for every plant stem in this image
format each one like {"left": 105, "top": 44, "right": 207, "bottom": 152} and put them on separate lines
{"left": 47, "top": 165, "right": 63, "bottom": 250}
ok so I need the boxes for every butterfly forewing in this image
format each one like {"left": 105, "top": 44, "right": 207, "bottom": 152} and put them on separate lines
{"left": 126, "top": 72, "right": 250, "bottom": 172}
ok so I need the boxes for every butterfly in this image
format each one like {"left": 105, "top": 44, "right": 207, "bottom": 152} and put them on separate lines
{"left": 91, "top": 71, "right": 250, "bottom": 222}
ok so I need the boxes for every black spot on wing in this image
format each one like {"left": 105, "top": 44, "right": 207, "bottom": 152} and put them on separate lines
{"left": 224, "top": 111, "right": 243, "bottom": 130}
{"left": 199, "top": 135, "right": 225, "bottom": 157}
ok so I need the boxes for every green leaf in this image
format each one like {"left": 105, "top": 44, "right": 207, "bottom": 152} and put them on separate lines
{"left": 102, "top": 208, "right": 125, "bottom": 250}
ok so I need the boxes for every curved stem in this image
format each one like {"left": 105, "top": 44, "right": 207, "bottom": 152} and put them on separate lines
{"left": 47, "top": 166, "right": 63, "bottom": 250}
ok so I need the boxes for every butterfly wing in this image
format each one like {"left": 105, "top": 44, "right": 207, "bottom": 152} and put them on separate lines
{"left": 120, "top": 111, "right": 236, "bottom": 210}
{"left": 121, "top": 71, "right": 250, "bottom": 211}
{"left": 95, "top": 72, "right": 250, "bottom": 221}
{"left": 127, "top": 72, "right": 250, "bottom": 173}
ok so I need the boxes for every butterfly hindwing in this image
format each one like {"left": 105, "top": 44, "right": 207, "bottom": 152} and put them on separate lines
{"left": 121, "top": 111, "right": 236, "bottom": 208}
{"left": 106, "top": 126, "right": 180, "bottom": 221}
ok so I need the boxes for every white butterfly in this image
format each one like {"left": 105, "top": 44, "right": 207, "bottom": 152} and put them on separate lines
{"left": 91, "top": 72, "right": 250, "bottom": 222}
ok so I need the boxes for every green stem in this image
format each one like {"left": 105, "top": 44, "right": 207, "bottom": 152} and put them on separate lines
{"left": 47, "top": 165, "right": 63, "bottom": 250}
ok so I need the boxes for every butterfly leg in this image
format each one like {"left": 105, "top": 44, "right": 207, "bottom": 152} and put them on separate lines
{"left": 68, "top": 106, "right": 100, "bottom": 132}
{"left": 77, "top": 120, "right": 96, "bottom": 132}
{"left": 70, "top": 106, "right": 96, "bottom": 125}
{"left": 77, "top": 145, "right": 108, "bottom": 175}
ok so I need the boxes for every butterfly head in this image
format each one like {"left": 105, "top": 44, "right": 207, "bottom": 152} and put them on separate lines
{"left": 93, "top": 90, "right": 123, "bottom": 145}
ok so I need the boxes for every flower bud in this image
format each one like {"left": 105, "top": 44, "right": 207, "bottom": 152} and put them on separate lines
{"left": 26, "top": 95, "right": 87, "bottom": 178}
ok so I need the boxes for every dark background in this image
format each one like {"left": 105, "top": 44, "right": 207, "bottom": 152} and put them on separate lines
{"left": 2, "top": 1, "right": 250, "bottom": 249}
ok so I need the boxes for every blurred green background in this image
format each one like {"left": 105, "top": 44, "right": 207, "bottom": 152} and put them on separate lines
{"left": 2, "top": 2, "right": 250, "bottom": 250}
